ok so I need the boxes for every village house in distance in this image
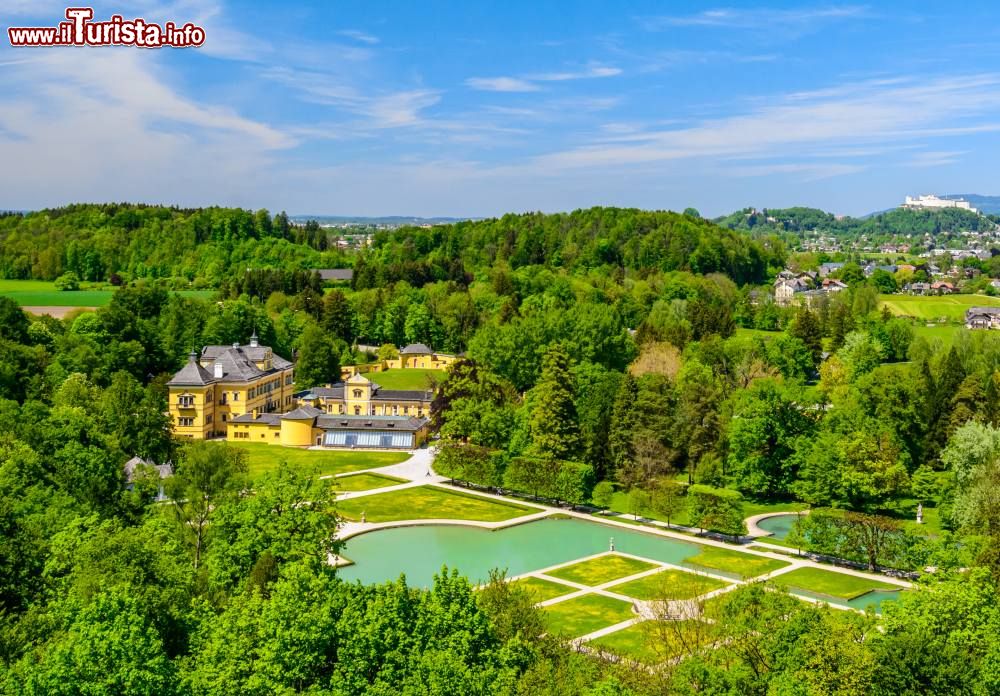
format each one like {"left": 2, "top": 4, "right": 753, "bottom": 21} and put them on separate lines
{"left": 167, "top": 337, "right": 455, "bottom": 449}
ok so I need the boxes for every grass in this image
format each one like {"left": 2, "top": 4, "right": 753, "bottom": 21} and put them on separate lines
{"left": 607, "top": 568, "right": 730, "bottom": 601}
{"left": 683, "top": 547, "right": 790, "bottom": 579}
{"left": 589, "top": 620, "right": 710, "bottom": 663}
{"left": 879, "top": 293, "right": 1000, "bottom": 321}
{"left": 226, "top": 441, "right": 408, "bottom": 481}
{"left": 772, "top": 567, "right": 902, "bottom": 600}
{"left": 335, "top": 485, "right": 537, "bottom": 523}
{"left": 333, "top": 472, "right": 407, "bottom": 493}
{"left": 368, "top": 368, "right": 446, "bottom": 390}
{"left": 545, "top": 554, "right": 659, "bottom": 587}
{"left": 910, "top": 323, "right": 964, "bottom": 348}
{"left": 543, "top": 594, "right": 635, "bottom": 638}
{"left": 0, "top": 279, "right": 215, "bottom": 308}
{"left": 515, "top": 576, "right": 577, "bottom": 603}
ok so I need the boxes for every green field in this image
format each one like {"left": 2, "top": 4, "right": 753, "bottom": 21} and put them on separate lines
{"left": 515, "top": 576, "right": 577, "bottom": 603}
{"left": 543, "top": 594, "right": 635, "bottom": 638}
{"left": 545, "top": 554, "right": 658, "bottom": 587}
{"left": 683, "top": 547, "right": 790, "bottom": 579}
{"left": 226, "top": 441, "right": 409, "bottom": 481}
{"left": 0, "top": 279, "right": 215, "bottom": 308}
{"left": 333, "top": 472, "right": 407, "bottom": 493}
{"left": 879, "top": 293, "right": 1000, "bottom": 321}
{"left": 336, "top": 485, "right": 537, "bottom": 523}
{"left": 607, "top": 568, "right": 730, "bottom": 601}
{"left": 369, "top": 368, "right": 446, "bottom": 390}
{"left": 910, "top": 323, "right": 964, "bottom": 347}
{"left": 772, "top": 567, "right": 902, "bottom": 600}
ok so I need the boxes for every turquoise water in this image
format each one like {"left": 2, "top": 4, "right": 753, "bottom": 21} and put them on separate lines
{"left": 336, "top": 517, "right": 904, "bottom": 614}
{"left": 756, "top": 514, "right": 799, "bottom": 540}
{"left": 788, "top": 587, "right": 904, "bottom": 614}
{"left": 337, "top": 517, "right": 701, "bottom": 586}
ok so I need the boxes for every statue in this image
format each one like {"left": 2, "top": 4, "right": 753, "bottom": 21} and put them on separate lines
{"left": 916, "top": 503, "right": 923, "bottom": 524}
{"left": 609, "top": 537, "right": 615, "bottom": 552}
{"left": 361, "top": 511, "right": 366, "bottom": 524}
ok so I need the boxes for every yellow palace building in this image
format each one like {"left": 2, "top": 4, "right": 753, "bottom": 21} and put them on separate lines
{"left": 167, "top": 336, "right": 433, "bottom": 448}
{"left": 166, "top": 333, "right": 297, "bottom": 439}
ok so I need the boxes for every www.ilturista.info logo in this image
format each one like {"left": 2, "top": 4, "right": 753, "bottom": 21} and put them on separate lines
{"left": 8, "top": 7, "right": 206, "bottom": 48}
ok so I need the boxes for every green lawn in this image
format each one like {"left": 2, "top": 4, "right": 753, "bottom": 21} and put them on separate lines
{"left": 333, "top": 472, "right": 408, "bottom": 493}
{"left": 543, "top": 594, "right": 635, "bottom": 638}
{"left": 0, "top": 279, "right": 215, "bottom": 308}
{"left": 879, "top": 293, "right": 1000, "bottom": 321}
{"left": 589, "top": 620, "right": 710, "bottom": 663}
{"left": 910, "top": 323, "right": 964, "bottom": 347}
{"left": 336, "top": 485, "right": 537, "bottom": 523}
{"left": 683, "top": 547, "right": 790, "bottom": 579}
{"left": 772, "top": 567, "right": 901, "bottom": 600}
{"left": 607, "top": 568, "right": 730, "bottom": 601}
{"left": 368, "top": 368, "right": 446, "bottom": 390}
{"left": 545, "top": 554, "right": 658, "bottom": 587}
{"left": 226, "top": 441, "right": 409, "bottom": 481}
{"left": 515, "top": 576, "right": 577, "bottom": 603}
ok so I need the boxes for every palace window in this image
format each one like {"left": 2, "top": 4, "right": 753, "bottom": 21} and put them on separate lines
{"left": 354, "top": 406, "right": 361, "bottom": 415}
{"left": 233, "top": 392, "right": 239, "bottom": 401}
{"left": 353, "top": 389, "right": 363, "bottom": 398}
{"left": 178, "top": 395, "right": 194, "bottom": 407}
{"left": 178, "top": 417, "right": 194, "bottom": 427}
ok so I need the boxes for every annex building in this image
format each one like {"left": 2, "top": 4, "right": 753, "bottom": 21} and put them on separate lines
{"left": 229, "top": 373, "right": 433, "bottom": 449}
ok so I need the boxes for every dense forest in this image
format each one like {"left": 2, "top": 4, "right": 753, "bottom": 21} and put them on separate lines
{"left": 3, "top": 204, "right": 1000, "bottom": 693}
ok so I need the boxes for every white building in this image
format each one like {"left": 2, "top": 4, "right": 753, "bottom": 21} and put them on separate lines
{"left": 903, "top": 194, "right": 977, "bottom": 213}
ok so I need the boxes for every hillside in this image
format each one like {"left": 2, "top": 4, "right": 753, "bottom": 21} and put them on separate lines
{"left": 715, "top": 204, "right": 997, "bottom": 239}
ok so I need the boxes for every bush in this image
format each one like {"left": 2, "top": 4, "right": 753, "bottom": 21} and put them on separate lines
{"left": 54, "top": 272, "right": 80, "bottom": 291}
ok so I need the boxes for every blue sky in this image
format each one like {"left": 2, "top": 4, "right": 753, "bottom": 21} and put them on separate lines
{"left": 3, "top": 1, "right": 1000, "bottom": 217}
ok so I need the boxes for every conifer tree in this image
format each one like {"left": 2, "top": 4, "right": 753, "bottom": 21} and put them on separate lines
{"left": 608, "top": 373, "right": 639, "bottom": 480}
{"left": 790, "top": 306, "right": 823, "bottom": 365}
{"left": 528, "top": 344, "right": 581, "bottom": 460}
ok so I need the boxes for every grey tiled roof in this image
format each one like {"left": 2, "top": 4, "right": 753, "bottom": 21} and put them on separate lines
{"left": 230, "top": 412, "right": 282, "bottom": 425}
{"left": 281, "top": 405, "right": 324, "bottom": 420}
{"left": 371, "top": 389, "right": 433, "bottom": 401}
{"left": 400, "top": 343, "right": 434, "bottom": 354}
{"left": 167, "top": 353, "right": 217, "bottom": 386}
{"left": 316, "top": 268, "right": 354, "bottom": 281}
{"left": 123, "top": 456, "right": 173, "bottom": 482}
{"left": 315, "top": 415, "right": 428, "bottom": 431}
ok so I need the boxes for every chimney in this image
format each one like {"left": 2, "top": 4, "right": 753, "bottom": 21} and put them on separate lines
{"left": 252, "top": 408, "right": 258, "bottom": 419}
{"left": 214, "top": 362, "right": 224, "bottom": 379}
{"left": 232, "top": 342, "right": 240, "bottom": 349}
{"left": 188, "top": 350, "right": 198, "bottom": 363}
{"left": 250, "top": 331, "right": 259, "bottom": 348}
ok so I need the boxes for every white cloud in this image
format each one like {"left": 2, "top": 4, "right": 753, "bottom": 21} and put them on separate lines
{"left": 529, "top": 64, "right": 623, "bottom": 81}
{"left": 466, "top": 62, "right": 621, "bottom": 93}
{"left": 0, "top": 49, "right": 293, "bottom": 209}
{"left": 641, "top": 5, "right": 870, "bottom": 31}
{"left": 338, "top": 29, "right": 380, "bottom": 45}
{"left": 533, "top": 74, "right": 1000, "bottom": 170}
{"left": 465, "top": 77, "right": 541, "bottom": 92}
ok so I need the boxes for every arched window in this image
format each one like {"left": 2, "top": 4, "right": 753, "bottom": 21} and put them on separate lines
{"left": 354, "top": 405, "right": 361, "bottom": 415}
{"left": 353, "top": 389, "right": 362, "bottom": 398}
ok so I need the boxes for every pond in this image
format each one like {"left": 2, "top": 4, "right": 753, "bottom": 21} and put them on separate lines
{"left": 337, "top": 516, "right": 701, "bottom": 587}
{"left": 756, "top": 513, "right": 801, "bottom": 540}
